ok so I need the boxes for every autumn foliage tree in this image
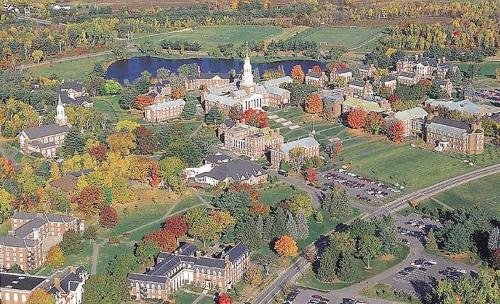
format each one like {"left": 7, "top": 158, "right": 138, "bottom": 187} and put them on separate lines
{"left": 364, "top": 112, "right": 385, "bottom": 134}
{"left": 241, "top": 108, "right": 269, "bottom": 128}
{"left": 274, "top": 235, "right": 298, "bottom": 257}
{"left": 291, "top": 65, "right": 305, "bottom": 83}
{"left": 134, "top": 95, "right": 154, "bottom": 110}
{"left": 45, "top": 245, "right": 64, "bottom": 268}
{"left": 305, "top": 94, "right": 323, "bottom": 114}
{"left": 311, "top": 65, "right": 323, "bottom": 74}
{"left": 164, "top": 216, "right": 189, "bottom": 239}
{"left": 216, "top": 292, "right": 233, "bottom": 304}
{"left": 71, "top": 186, "right": 104, "bottom": 216}
{"left": 143, "top": 229, "right": 177, "bottom": 252}
{"left": 27, "top": 289, "right": 55, "bottom": 304}
{"left": 99, "top": 206, "right": 119, "bottom": 228}
{"left": 88, "top": 143, "right": 108, "bottom": 162}
{"left": 389, "top": 121, "right": 405, "bottom": 143}
{"left": 347, "top": 108, "right": 367, "bottom": 129}
{"left": 304, "top": 168, "right": 318, "bottom": 183}
{"left": 171, "top": 85, "right": 186, "bottom": 99}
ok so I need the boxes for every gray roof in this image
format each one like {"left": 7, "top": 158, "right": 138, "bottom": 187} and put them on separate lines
{"left": 15, "top": 217, "right": 47, "bottom": 239}
{"left": 12, "top": 212, "right": 37, "bottom": 220}
{"left": 349, "top": 80, "right": 365, "bottom": 87}
{"left": 197, "top": 159, "right": 266, "bottom": 182}
{"left": 429, "top": 117, "right": 471, "bottom": 132}
{"left": 22, "top": 124, "right": 70, "bottom": 140}
{"left": 0, "top": 272, "right": 46, "bottom": 291}
{"left": 320, "top": 89, "right": 344, "bottom": 103}
{"left": 381, "top": 75, "right": 396, "bottom": 83}
{"left": 198, "top": 72, "right": 231, "bottom": 80}
{"left": 394, "top": 107, "right": 428, "bottom": 121}
{"left": 43, "top": 213, "right": 78, "bottom": 223}
{"left": 205, "top": 153, "right": 233, "bottom": 165}
{"left": 145, "top": 99, "right": 185, "bottom": 111}
{"left": 49, "top": 266, "right": 87, "bottom": 294}
{"left": 306, "top": 71, "right": 322, "bottom": 78}
{"left": 128, "top": 273, "right": 167, "bottom": 283}
{"left": 195, "top": 257, "right": 226, "bottom": 269}
{"left": 60, "top": 81, "right": 83, "bottom": 92}
{"left": 280, "top": 136, "right": 320, "bottom": 155}
{"left": 0, "top": 235, "right": 37, "bottom": 248}
{"left": 223, "top": 119, "right": 236, "bottom": 128}
{"left": 399, "top": 72, "right": 416, "bottom": 78}
{"left": 59, "top": 91, "right": 92, "bottom": 106}
{"left": 425, "top": 99, "right": 481, "bottom": 115}
{"left": 226, "top": 243, "right": 249, "bottom": 263}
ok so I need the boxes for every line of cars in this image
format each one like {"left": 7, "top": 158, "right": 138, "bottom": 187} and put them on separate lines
{"left": 398, "top": 257, "right": 437, "bottom": 276}
{"left": 439, "top": 267, "right": 468, "bottom": 282}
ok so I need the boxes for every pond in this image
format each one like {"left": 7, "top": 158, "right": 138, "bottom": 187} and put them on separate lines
{"left": 105, "top": 56, "right": 325, "bottom": 84}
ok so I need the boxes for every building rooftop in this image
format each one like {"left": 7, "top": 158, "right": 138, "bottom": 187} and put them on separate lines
{"left": 425, "top": 99, "right": 481, "bottom": 115}
{"left": 197, "top": 159, "right": 266, "bottom": 182}
{"left": 60, "top": 81, "right": 83, "bottom": 92}
{"left": 343, "top": 97, "right": 383, "bottom": 113}
{"left": 399, "top": 72, "right": 416, "bottom": 78}
{"left": 0, "top": 272, "right": 47, "bottom": 291}
{"left": 22, "top": 123, "right": 70, "bottom": 140}
{"left": 145, "top": 99, "right": 186, "bottom": 111}
{"left": 280, "top": 136, "right": 320, "bottom": 155}
{"left": 349, "top": 80, "right": 366, "bottom": 87}
{"left": 394, "top": 107, "right": 428, "bottom": 121}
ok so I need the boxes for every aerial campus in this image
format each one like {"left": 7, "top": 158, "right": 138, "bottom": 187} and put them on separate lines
{"left": 0, "top": 1, "right": 498, "bottom": 304}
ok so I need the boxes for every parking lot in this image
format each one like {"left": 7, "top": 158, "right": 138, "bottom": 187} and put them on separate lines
{"left": 320, "top": 168, "right": 404, "bottom": 204}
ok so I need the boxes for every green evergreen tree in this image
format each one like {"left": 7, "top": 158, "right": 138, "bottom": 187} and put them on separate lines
{"left": 322, "top": 187, "right": 352, "bottom": 218}
{"left": 204, "top": 107, "right": 223, "bottom": 125}
{"left": 295, "top": 212, "right": 309, "bottom": 239}
{"left": 63, "top": 128, "right": 85, "bottom": 155}
{"left": 273, "top": 208, "right": 287, "bottom": 238}
{"left": 181, "top": 102, "right": 197, "bottom": 119}
{"left": 316, "top": 246, "right": 339, "bottom": 282}
{"left": 425, "top": 228, "right": 438, "bottom": 251}
{"left": 337, "top": 254, "right": 356, "bottom": 282}
{"left": 286, "top": 211, "right": 299, "bottom": 239}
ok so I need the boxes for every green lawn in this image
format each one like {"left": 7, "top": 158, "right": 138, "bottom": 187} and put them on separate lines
{"left": 360, "top": 283, "right": 421, "bottom": 304}
{"left": 296, "top": 244, "right": 410, "bottom": 291}
{"left": 135, "top": 25, "right": 284, "bottom": 52}
{"left": 170, "top": 192, "right": 205, "bottom": 214}
{"left": 417, "top": 173, "right": 500, "bottom": 218}
{"left": 37, "top": 240, "right": 93, "bottom": 276}
{"left": 259, "top": 183, "right": 298, "bottom": 206}
{"left": 459, "top": 61, "right": 500, "bottom": 78}
{"left": 97, "top": 242, "right": 135, "bottom": 274}
{"left": 28, "top": 53, "right": 115, "bottom": 81}
{"left": 93, "top": 95, "right": 143, "bottom": 123}
{"left": 173, "top": 290, "right": 200, "bottom": 304}
{"left": 0, "top": 220, "right": 11, "bottom": 237}
{"left": 198, "top": 296, "right": 215, "bottom": 304}
{"left": 289, "top": 27, "right": 385, "bottom": 51}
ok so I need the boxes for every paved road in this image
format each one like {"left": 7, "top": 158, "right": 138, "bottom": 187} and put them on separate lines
{"left": 252, "top": 163, "right": 500, "bottom": 304}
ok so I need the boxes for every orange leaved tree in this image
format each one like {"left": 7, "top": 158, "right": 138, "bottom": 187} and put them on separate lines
{"left": 305, "top": 94, "right": 323, "bottom": 114}
{"left": 274, "top": 235, "right": 298, "bottom": 257}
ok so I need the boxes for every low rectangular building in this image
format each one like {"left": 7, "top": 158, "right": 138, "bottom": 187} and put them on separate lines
{"left": 194, "top": 159, "right": 268, "bottom": 186}
{"left": 424, "top": 117, "right": 484, "bottom": 154}
{"left": 271, "top": 136, "right": 320, "bottom": 168}
{"left": 424, "top": 99, "right": 484, "bottom": 117}
{"left": 348, "top": 80, "right": 373, "bottom": 99}
{"left": 393, "top": 107, "right": 428, "bottom": 137}
{"left": 144, "top": 99, "right": 186, "bottom": 122}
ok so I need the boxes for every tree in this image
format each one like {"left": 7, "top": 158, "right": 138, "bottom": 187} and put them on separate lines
{"left": 357, "top": 234, "right": 382, "bottom": 269}
{"left": 337, "top": 254, "right": 356, "bottom": 282}
{"left": 99, "top": 206, "right": 119, "bottom": 228}
{"left": 491, "top": 248, "right": 500, "bottom": 270}
{"left": 134, "top": 125, "right": 157, "bottom": 155}
{"left": 59, "top": 229, "right": 83, "bottom": 255}
{"left": 389, "top": 121, "right": 405, "bottom": 143}
{"left": 285, "top": 211, "right": 299, "bottom": 239}
{"left": 305, "top": 94, "right": 323, "bottom": 114}
{"left": 135, "top": 240, "right": 160, "bottom": 267}
{"left": 158, "top": 156, "right": 186, "bottom": 191}
{"left": 134, "top": 95, "right": 154, "bottom": 110}
{"left": 0, "top": 188, "right": 14, "bottom": 224}
{"left": 428, "top": 81, "right": 445, "bottom": 99}
{"left": 181, "top": 102, "right": 196, "bottom": 119}
{"left": 119, "top": 87, "right": 139, "bottom": 110}
{"left": 216, "top": 292, "right": 233, "bottom": 304}
{"left": 288, "top": 192, "right": 313, "bottom": 218}
{"left": 245, "top": 263, "right": 264, "bottom": 286}
{"left": 8, "top": 264, "right": 24, "bottom": 274}
{"left": 112, "top": 42, "right": 127, "bottom": 59}
{"left": 107, "top": 252, "right": 139, "bottom": 279}
{"left": 322, "top": 187, "right": 352, "bottom": 218}
{"left": 364, "top": 112, "right": 384, "bottom": 134}
{"left": 164, "top": 216, "right": 189, "bottom": 239}
{"left": 426, "top": 228, "right": 438, "bottom": 251}
{"left": 63, "top": 128, "right": 85, "bottom": 155}
{"left": 31, "top": 49, "right": 44, "bottom": 63}
{"left": 171, "top": 85, "right": 186, "bottom": 99}
{"left": 71, "top": 186, "right": 104, "bottom": 216}
{"left": 347, "top": 108, "right": 367, "bottom": 129}
{"left": 27, "top": 289, "right": 54, "bottom": 304}
{"left": 83, "top": 225, "right": 97, "bottom": 240}
{"left": 255, "top": 253, "right": 278, "bottom": 275}
{"left": 291, "top": 65, "right": 305, "bottom": 83}
{"left": 83, "top": 275, "right": 128, "bottom": 304}
{"left": 304, "top": 168, "right": 317, "bottom": 183}
{"left": 101, "top": 80, "right": 122, "bottom": 95}
{"left": 274, "top": 235, "right": 298, "bottom": 257}
{"left": 204, "top": 107, "right": 223, "bottom": 124}
{"left": 295, "top": 212, "right": 309, "bottom": 239}
{"left": 488, "top": 227, "right": 500, "bottom": 252}
{"left": 316, "top": 245, "right": 339, "bottom": 282}
{"left": 45, "top": 245, "right": 64, "bottom": 268}
{"left": 143, "top": 229, "right": 177, "bottom": 252}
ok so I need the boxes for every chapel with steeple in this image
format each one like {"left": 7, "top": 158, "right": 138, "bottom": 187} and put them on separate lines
{"left": 18, "top": 99, "right": 71, "bottom": 158}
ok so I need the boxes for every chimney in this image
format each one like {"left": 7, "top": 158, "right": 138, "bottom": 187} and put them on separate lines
{"left": 54, "top": 277, "right": 61, "bottom": 290}
{"left": 69, "top": 266, "right": 76, "bottom": 274}
{"left": 224, "top": 254, "right": 230, "bottom": 264}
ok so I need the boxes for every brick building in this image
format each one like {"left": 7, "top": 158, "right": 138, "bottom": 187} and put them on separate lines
{"left": 0, "top": 266, "right": 88, "bottom": 304}
{"left": 392, "top": 107, "right": 428, "bottom": 137}
{"left": 329, "top": 67, "right": 353, "bottom": 84}
{"left": 144, "top": 99, "right": 186, "bottom": 122}
{"left": 270, "top": 136, "right": 320, "bottom": 168}
{"left": 320, "top": 88, "right": 353, "bottom": 119}
{"left": 348, "top": 80, "right": 373, "bottom": 99}
{"left": 305, "top": 70, "right": 328, "bottom": 88}
{"left": 358, "top": 64, "right": 376, "bottom": 79}
{"left": 380, "top": 75, "right": 397, "bottom": 92}
{"left": 424, "top": 116, "right": 484, "bottom": 154}
{"left": 218, "top": 119, "right": 284, "bottom": 159}
{"left": 128, "top": 243, "right": 249, "bottom": 301}
{"left": 0, "top": 212, "right": 84, "bottom": 271}
{"left": 397, "top": 72, "right": 420, "bottom": 86}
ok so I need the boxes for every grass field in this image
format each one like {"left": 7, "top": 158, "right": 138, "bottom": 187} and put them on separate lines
{"left": 289, "top": 27, "right": 385, "bottom": 51}
{"left": 93, "top": 95, "right": 143, "bottom": 123}
{"left": 37, "top": 240, "right": 93, "bottom": 276}
{"left": 259, "top": 183, "right": 297, "bottom": 206}
{"left": 297, "top": 244, "right": 410, "bottom": 291}
{"left": 29, "top": 53, "right": 114, "bottom": 82}
{"left": 459, "top": 61, "right": 500, "bottom": 78}
{"left": 173, "top": 290, "right": 200, "bottom": 304}
{"left": 134, "top": 25, "right": 284, "bottom": 52}
{"left": 97, "top": 242, "right": 135, "bottom": 274}
{"left": 0, "top": 220, "right": 11, "bottom": 236}
{"left": 414, "top": 173, "right": 500, "bottom": 218}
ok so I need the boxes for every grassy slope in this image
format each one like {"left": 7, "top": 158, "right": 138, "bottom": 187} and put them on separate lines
{"left": 289, "top": 27, "right": 385, "bottom": 50}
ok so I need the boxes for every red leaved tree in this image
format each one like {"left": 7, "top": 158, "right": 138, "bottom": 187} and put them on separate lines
{"left": 492, "top": 248, "right": 500, "bottom": 270}
{"left": 311, "top": 65, "right": 322, "bottom": 74}
{"left": 230, "top": 183, "right": 261, "bottom": 203}
{"left": 164, "top": 216, "right": 189, "bottom": 239}
{"left": 99, "top": 206, "right": 119, "bottom": 228}
{"left": 291, "top": 65, "right": 305, "bottom": 83}
{"left": 171, "top": 85, "right": 186, "bottom": 99}
{"left": 304, "top": 168, "right": 318, "bottom": 183}
{"left": 71, "top": 186, "right": 104, "bottom": 216}
{"left": 134, "top": 95, "right": 154, "bottom": 110}
{"left": 364, "top": 112, "right": 385, "bottom": 134}
{"left": 0, "top": 157, "right": 15, "bottom": 179}
{"left": 217, "top": 292, "right": 232, "bottom": 304}
{"left": 149, "top": 162, "right": 160, "bottom": 188}
{"left": 241, "top": 109, "right": 269, "bottom": 128}
{"left": 347, "top": 108, "right": 367, "bottom": 129}
{"left": 305, "top": 94, "right": 323, "bottom": 114}
{"left": 88, "top": 143, "right": 108, "bottom": 162}
{"left": 250, "top": 202, "right": 271, "bottom": 216}
{"left": 144, "top": 229, "right": 177, "bottom": 252}
{"left": 389, "top": 121, "right": 405, "bottom": 143}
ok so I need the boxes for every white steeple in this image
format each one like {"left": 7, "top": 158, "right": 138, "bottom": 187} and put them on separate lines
{"left": 241, "top": 50, "right": 254, "bottom": 88}
{"left": 55, "top": 95, "right": 67, "bottom": 126}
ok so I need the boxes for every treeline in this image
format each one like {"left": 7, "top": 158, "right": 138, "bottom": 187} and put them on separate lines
{"left": 159, "top": 40, "right": 201, "bottom": 52}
